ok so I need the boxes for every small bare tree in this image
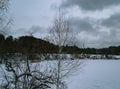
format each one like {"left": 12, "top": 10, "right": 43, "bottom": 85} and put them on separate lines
{"left": 49, "top": 9, "right": 83, "bottom": 89}
{"left": 0, "top": 55, "right": 56, "bottom": 89}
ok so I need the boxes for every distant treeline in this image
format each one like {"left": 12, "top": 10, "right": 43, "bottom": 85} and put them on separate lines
{"left": 83, "top": 47, "right": 120, "bottom": 55}
{"left": 0, "top": 34, "right": 120, "bottom": 55}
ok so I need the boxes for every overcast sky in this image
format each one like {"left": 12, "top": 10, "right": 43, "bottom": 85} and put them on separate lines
{"left": 9, "top": 0, "right": 120, "bottom": 48}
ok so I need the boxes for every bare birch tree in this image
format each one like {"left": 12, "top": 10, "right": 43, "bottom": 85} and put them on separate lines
{"left": 0, "top": 0, "right": 11, "bottom": 35}
{"left": 49, "top": 9, "right": 83, "bottom": 89}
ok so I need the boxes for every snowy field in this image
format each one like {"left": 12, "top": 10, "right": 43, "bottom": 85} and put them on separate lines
{"left": 0, "top": 60, "right": 120, "bottom": 89}
{"left": 67, "top": 60, "right": 120, "bottom": 89}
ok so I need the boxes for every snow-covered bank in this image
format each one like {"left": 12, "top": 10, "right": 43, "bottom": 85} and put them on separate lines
{"left": 0, "top": 60, "right": 120, "bottom": 89}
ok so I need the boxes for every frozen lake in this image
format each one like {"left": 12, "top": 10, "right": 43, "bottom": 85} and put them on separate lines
{"left": 67, "top": 60, "right": 120, "bottom": 89}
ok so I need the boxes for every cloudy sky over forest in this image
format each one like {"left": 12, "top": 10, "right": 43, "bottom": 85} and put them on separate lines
{"left": 9, "top": 0, "right": 120, "bottom": 48}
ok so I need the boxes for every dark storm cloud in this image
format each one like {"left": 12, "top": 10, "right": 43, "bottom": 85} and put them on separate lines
{"left": 95, "top": 29, "right": 120, "bottom": 47}
{"left": 99, "top": 13, "right": 120, "bottom": 47}
{"left": 69, "top": 17, "right": 96, "bottom": 33}
{"left": 69, "top": 15, "right": 120, "bottom": 48}
{"left": 76, "top": 29, "right": 120, "bottom": 48}
{"left": 102, "top": 14, "right": 120, "bottom": 28}
{"left": 61, "top": 0, "right": 120, "bottom": 10}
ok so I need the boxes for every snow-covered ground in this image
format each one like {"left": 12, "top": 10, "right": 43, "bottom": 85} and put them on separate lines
{"left": 0, "top": 60, "right": 120, "bottom": 89}
{"left": 67, "top": 60, "right": 120, "bottom": 89}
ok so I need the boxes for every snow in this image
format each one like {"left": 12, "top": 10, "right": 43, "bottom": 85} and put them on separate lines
{"left": 67, "top": 60, "right": 120, "bottom": 89}
{"left": 0, "top": 60, "right": 120, "bottom": 89}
